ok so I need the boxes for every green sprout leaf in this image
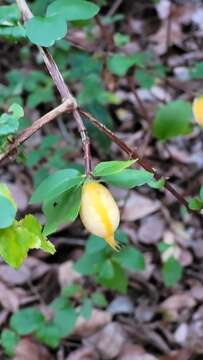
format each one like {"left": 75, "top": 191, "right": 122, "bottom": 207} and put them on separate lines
{"left": 114, "top": 246, "right": 145, "bottom": 272}
{"left": 103, "top": 169, "right": 154, "bottom": 188}
{"left": 0, "top": 329, "right": 20, "bottom": 357}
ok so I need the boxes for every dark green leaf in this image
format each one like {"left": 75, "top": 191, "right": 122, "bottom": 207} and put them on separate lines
{"left": 80, "top": 298, "right": 92, "bottom": 320}
{"left": 53, "top": 307, "right": 77, "bottom": 337}
{"left": 74, "top": 252, "right": 106, "bottom": 275}
{"left": 162, "top": 257, "right": 183, "bottom": 287}
{"left": 86, "top": 234, "right": 106, "bottom": 254}
{"left": 135, "top": 69, "right": 155, "bottom": 89}
{"left": 114, "top": 246, "right": 145, "bottom": 272}
{"left": 25, "top": 15, "right": 67, "bottom": 47}
{"left": 30, "top": 168, "right": 82, "bottom": 204}
{"left": 188, "top": 197, "right": 203, "bottom": 211}
{"left": 10, "top": 307, "right": 44, "bottom": 336}
{"left": 98, "top": 262, "right": 128, "bottom": 293}
{"left": 0, "top": 4, "right": 20, "bottom": 25}
{"left": 47, "top": 0, "right": 100, "bottom": 21}
{"left": 91, "top": 292, "right": 107, "bottom": 308}
{"left": 153, "top": 100, "right": 193, "bottom": 140}
{"left": 103, "top": 169, "right": 153, "bottom": 188}
{"left": 107, "top": 53, "right": 145, "bottom": 76}
{"left": 43, "top": 186, "right": 82, "bottom": 235}
{"left": 93, "top": 160, "right": 136, "bottom": 177}
{"left": 61, "top": 284, "right": 83, "bottom": 298}
{"left": 99, "top": 259, "right": 114, "bottom": 279}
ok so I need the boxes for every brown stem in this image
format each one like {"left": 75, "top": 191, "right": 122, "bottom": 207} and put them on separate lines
{"left": 0, "top": 100, "right": 74, "bottom": 164}
{"left": 80, "top": 109, "right": 191, "bottom": 210}
{"left": 16, "top": 0, "right": 92, "bottom": 176}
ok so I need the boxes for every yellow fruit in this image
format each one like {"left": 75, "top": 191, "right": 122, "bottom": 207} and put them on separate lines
{"left": 192, "top": 96, "right": 203, "bottom": 127}
{"left": 80, "top": 180, "right": 120, "bottom": 251}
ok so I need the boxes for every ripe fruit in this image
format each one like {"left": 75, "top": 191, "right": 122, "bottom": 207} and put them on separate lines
{"left": 80, "top": 180, "right": 120, "bottom": 250}
{"left": 192, "top": 96, "right": 203, "bottom": 127}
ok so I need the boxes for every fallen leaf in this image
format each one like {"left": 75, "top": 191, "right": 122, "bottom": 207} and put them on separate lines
{"left": 66, "top": 345, "right": 98, "bottom": 360}
{"left": 14, "top": 338, "right": 53, "bottom": 360}
{"left": 160, "top": 293, "right": 196, "bottom": 321}
{"left": 107, "top": 296, "right": 134, "bottom": 315}
{"left": 85, "top": 322, "right": 126, "bottom": 360}
{"left": 118, "top": 343, "right": 158, "bottom": 360}
{"left": 74, "top": 309, "right": 112, "bottom": 337}
{"left": 0, "top": 282, "right": 20, "bottom": 312}
{"left": 0, "top": 264, "right": 31, "bottom": 285}
{"left": 138, "top": 214, "right": 165, "bottom": 244}
{"left": 122, "top": 192, "right": 160, "bottom": 222}
{"left": 58, "top": 260, "right": 82, "bottom": 288}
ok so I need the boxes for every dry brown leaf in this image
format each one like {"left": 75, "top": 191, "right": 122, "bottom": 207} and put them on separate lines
{"left": 58, "top": 260, "right": 82, "bottom": 288}
{"left": 118, "top": 344, "right": 158, "bottom": 360}
{"left": 14, "top": 338, "right": 53, "bottom": 360}
{"left": 74, "top": 309, "right": 112, "bottom": 337}
{"left": 138, "top": 214, "right": 165, "bottom": 244}
{"left": 160, "top": 349, "right": 192, "bottom": 360}
{"left": 0, "top": 264, "right": 31, "bottom": 286}
{"left": 0, "top": 282, "right": 20, "bottom": 312}
{"left": 122, "top": 192, "right": 160, "bottom": 222}
{"left": 66, "top": 345, "right": 98, "bottom": 360}
{"left": 160, "top": 293, "right": 196, "bottom": 321}
{"left": 85, "top": 322, "right": 126, "bottom": 360}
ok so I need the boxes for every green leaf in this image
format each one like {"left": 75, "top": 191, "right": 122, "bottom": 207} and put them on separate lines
{"left": 30, "top": 168, "right": 82, "bottom": 204}
{"left": 0, "top": 114, "right": 19, "bottom": 136}
{"left": 200, "top": 186, "right": 203, "bottom": 200}
{"left": 36, "top": 323, "right": 61, "bottom": 348}
{"left": 107, "top": 53, "right": 145, "bottom": 76}
{"left": 135, "top": 69, "right": 155, "bottom": 89}
{"left": 25, "top": 15, "right": 67, "bottom": 47}
{"left": 86, "top": 234, "right": 107, "bottom": 254}
{"left": 158, "top": 242, "right": 172, "bottom": 253}
{"left": 99, "top": 259, "right": 114, "bottom": 279}
{"left": 93, "top": 160, "right": 136, "bottom": 177}
{"left": 0, "top": 195, "right": 16, "bottom": 229}
{"left": 114, "top": 246, "right": 145, "bottom": 272}
{"left": 98, "top": 262, "right": 128, "bottom": 293}
{"left": 53, "top": 307, "right": 77, "bottom": 337}
{"left": 74, "top": 252, "right": 106, "bottom": 275}
{"left": 0, "top": 4, "right": 20, "bottom": 25}
{"left": 103, "top": 169, "right": 154, "bottom": 188}
{"left": 47, "top": 0, "right": 100, "bottom": 21}
{"left": 9, "top": 103, "right": 24, "bottom": 120}
{"left": 147, "top": 177, "right": 165, "bottom": 189}
{"left": 61, "top": 283, "right": 83, "bottom": 298}
{"left": 80, "top": 298, "right": 92, "bottom": 320}
{"left": 114, "top": 33, "right": 129, "bottom": 47}
{"left": 153, "top": 100, "right": 193, "bottom": 141}
{"left": 162, "top": 257, "right": 183, "bottom": 287}
{"left": 91, "top": 292, "right": 107, "bottom": 308}
{"left": 188, "top": 197, "right": 203, "bottom": 211}
{"left": 0, "top": 329, "right": 20, "bottom": 357}
{"left": 0, "top": 25, "right": 26, "bottom": 40}
{"left": 43, "top": 186, "right": 82, "bottom": 235}
{"left": 190, "top": 61, "right": 203, "bottom": 79}
{"left": 10, "top": 307, "right": 44, "bottom": 336}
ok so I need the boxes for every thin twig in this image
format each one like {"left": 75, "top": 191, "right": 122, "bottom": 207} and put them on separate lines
{"left": 107, "top": 0, "right": 123, "bottom": 17}
{"left": 80, "top": 109, "right": 191, "bottom": 211}
{"left": 16, "top": 0, "right": 92, "bottom": 176}
{"left": 0, "top": 100, "right": 73, "bottom": 164}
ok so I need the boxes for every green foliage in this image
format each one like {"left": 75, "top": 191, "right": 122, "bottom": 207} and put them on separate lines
{"left": 93, "top": 160, "right": 136, "bottom": 177}
{"left": 47, "top": 0, "right": 100, "bottom": 21}
{"left": 0, "top": 196, "right": 16, "bottom": 229}
{"left": 10, "top": 308, "right": 45, "bottom": 336}
{"left": 25, "top": 15, "right": 67, "bottom": 47}
{"left": 114, "top": 32, "right": 129, "bottom": 47}
{"left": 0, "top": 4, "right": 25, "bottom": 41}
{"left": 91, "top": 292, "right": 108, "bottom": 308}
{"left": 188, "top": 186, "right": 203, "bottom": 211}
{"left": 0, "top": 330, "right": 20, "bottom": 357}
{"left": 153, "top": 100, "right": 193, "bottom": 140}
{"left": 0, "top": 215, "right": 55, "bottom": 269}
{"left": 103, "top": 169, "right": 154, "bottom": 188}
{"left": 190, "top": 61, "right": 203, "bottom": 79}
{"left": 30, "top": 168, "right": 83, "bottom": 204}
{"left": 107, "top": 53, "right": 145, "bottom": 76}
{"left": 43, "top": 186, "right": 82, "bottom": 235}
{"left": 162, "top": 257, "right": 183, "bottom": 288}
{"left": 74, "top": 230, "right": 145, "bottom": 293}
